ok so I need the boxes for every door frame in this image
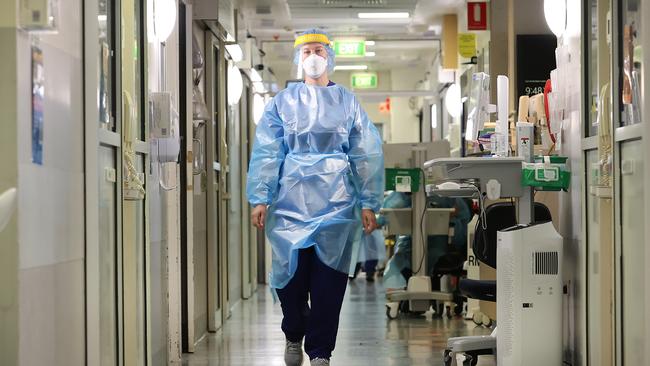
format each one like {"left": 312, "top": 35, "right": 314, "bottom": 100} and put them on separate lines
{"left": 84, "top": 0, "right": 125, "bottom": 363}
{"left": 611, "top": 1, "right": 645, "bottom": 364}
{"left": 205, "top": 29, "right": 230, "bottom": 330}
{"left": 178, "top": 0, "right": 193, "bottom": 357}
{"left": 240, "top": 78, "right": 256, "bottom": 299}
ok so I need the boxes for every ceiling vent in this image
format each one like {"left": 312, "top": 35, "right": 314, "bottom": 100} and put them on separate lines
{"left": 288, "top": 0, "right": 417, "bottom": 9}
{"left": 256, "top": 5, "right": 272, "bottom": 14}
{"left": 260, "top": 19, "right": 275, "bottom": 27}
{"left": 321, "top": 0, "right": 385, "bottom": 5}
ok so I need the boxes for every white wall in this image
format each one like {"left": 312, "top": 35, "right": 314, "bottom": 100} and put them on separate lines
{"left": 0, "top": 3, "right": 20, "bottom": 364}
{"left": 514, "top": 0, "right": 553, "bottom": 35}
{"left": 147, "top": 31, "right": 183, "bottom": 364}
{"left": 14, "top": 0, "right": 86, "bottom": 363}
{"left": 331, "top": 70, "right": 392, "bottom": 141}
{"left": 228, "top": 102, "right": 243, "bottom": 308}
{"left": 547, "top": 1, "right": 583, "bottom": 363}
{"left": 389, "top": 68, "right": 424, "bottom": 143}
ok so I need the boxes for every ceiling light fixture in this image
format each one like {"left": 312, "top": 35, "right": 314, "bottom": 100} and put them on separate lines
{"left": 253, "top": 94, "right": 266, "bottom": 124}
{"left": 250, "top": 69, "right": 263, "bottom": 82}
{"left": 334, "top": 65, "right": 368, "bottom": 71}
{"left": 445, "top": 83, "right": 462, "bottom": 119}
{"left": 147, "top": 0, "right": 177, "bottom": 43}
{"left": 253, "top": 81, "right": 266, "bottom": 94}
{"left": 544, "top": 0, "right": 567, "bottom": 37}
{"left": 365, "top": 51, "right": 376, "bottom": 57}
{"left": 227, "top": 64, "right": 243, "bottom": 105}
{"left": 358, "top": 12, "right": 410, "bottom": 19}
{"left": 365, "top": 40, "right": 376, "bottom": 46}
{"left": 225, "top": 44, "right": 243, "bottom": 63}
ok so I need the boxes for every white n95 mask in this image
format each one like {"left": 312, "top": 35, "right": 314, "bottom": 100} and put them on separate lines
{"left": 302, "top": 54, "right": 328, "bottom": 78}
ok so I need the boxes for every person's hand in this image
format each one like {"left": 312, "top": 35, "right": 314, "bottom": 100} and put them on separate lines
{"left": 362, "top": 209, "right": 377, "bottom": 234}
{"left": 251, "top": 205, "right": 267, "bottom": 230}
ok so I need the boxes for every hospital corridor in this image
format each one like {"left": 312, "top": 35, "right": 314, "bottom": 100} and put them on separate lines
{"left": 1, "top": 0, "right": 650, "bottom": 365}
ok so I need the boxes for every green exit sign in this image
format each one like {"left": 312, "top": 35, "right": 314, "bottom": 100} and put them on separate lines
{"left": 351, "top": 73, "right": 378, "bottom": 89}
{"left": 333, "top": 40, "right": 366, "bottom": 57}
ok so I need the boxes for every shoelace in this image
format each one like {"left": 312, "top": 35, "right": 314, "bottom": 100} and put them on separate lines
{"left": 311, "top": 358, "right": 329, "bottom": 365}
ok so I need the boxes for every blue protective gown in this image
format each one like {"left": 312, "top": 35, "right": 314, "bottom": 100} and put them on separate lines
{"left": 247, "top": 82, "right": 384, "bottom": 289}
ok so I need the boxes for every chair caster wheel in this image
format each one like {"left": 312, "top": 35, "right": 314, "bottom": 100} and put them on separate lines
{"left": 386, "top": 303, "right": 399, "bottom": 320}
{"left": 443, "top": 349, "right": 453, "bottom": 366}
{"left": 472, "top": 312, "right": 483, "bottom": 325}
{"left": 481, "top": 314, "right": 493, "bottom": 327}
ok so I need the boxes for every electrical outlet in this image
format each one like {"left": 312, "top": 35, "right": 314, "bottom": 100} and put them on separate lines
{"left": 621, "top": 159, "right": 635, "bottom": 176}
{"left": 104, "top": 167, "right": 116, "bottom": 183}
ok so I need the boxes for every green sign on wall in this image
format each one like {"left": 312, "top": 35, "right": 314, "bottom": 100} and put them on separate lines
{"left": 333, "top": 40, "right": 366, "bottom": 57}
{"left": 351, "top": 73, "right": 378, "bottom": 89}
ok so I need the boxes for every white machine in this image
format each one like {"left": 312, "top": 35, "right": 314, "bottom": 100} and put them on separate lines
{"left": 464, "top": 72, "right": 509, "bottom": 158}
{"left": 497, "top": 222, "right": 563, "bottom": 366}
{"left": 150, "top": 91, "right": 181, "bottom": 163}
{"left": 425, "top": 95, "right": 565, "bottom": 365}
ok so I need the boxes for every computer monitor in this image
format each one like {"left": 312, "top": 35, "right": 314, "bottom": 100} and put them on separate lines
{"left": 465, "top": 72, "right": 491, "bottom": 142}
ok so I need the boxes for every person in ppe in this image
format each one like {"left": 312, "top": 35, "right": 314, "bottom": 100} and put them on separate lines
{"left": 247, "top": 29, "right": 384, "bottom": 366}
{"left": 351, "top": 213, "right": 387, "bottom": 282}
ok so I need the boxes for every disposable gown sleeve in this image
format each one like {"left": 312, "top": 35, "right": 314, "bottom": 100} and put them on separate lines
{"left": 246, "top": 98, "right": 287, "bottom": 206}
{"left": 347, "top": 96, "right": 385, "bottom": 212}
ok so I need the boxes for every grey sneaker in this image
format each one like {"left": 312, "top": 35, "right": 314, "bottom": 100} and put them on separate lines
{"left": 284, "top": 340, "right": 304, "bottom": 366}
{"left": 310, "top": 358, "right": 330, "bottom": 366}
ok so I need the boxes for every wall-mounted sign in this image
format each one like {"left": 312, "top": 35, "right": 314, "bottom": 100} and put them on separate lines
{"left": 468, "top": 2, "right": 488, "bottom": 31}
{"left": 351, "top": 72, "right": 378, "bottom": 89}
{"left": 379, "top": 97, "right": 391, "bottom": 114}
{"left": 31, "top": 42, "right": 44, "bottom": 165}
{"left": 333, "top": 40, "right": 366, "bottom": 57}
{"left": 458, "top": 33, "right": 477, "bottom": 58}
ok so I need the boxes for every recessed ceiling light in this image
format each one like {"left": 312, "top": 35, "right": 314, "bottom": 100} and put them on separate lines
{"left": 225, "top": 44, "right": 244, "bottom": 63}
{"left": 250, "top": 69, "right": 263, "bottom": 82}
{"left": 358, "top": 12, "right": 410, "bottom": 19}
{"left": 365, "top": 40, "right": 376, "bottom": 46}
{"left": 366, "top": 51, "right": 376, "bottom": 57}
{"left": 334, "top": 65, "right": 368, "bottom": 71}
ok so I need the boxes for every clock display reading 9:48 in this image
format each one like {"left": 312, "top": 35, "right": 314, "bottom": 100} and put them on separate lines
{"left": 524, "top": 86, "right": 545, "bottom": 96}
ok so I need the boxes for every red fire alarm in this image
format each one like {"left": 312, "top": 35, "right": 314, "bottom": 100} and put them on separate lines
{"left": 467, "top": 2, "right": 487, "bottom": 31}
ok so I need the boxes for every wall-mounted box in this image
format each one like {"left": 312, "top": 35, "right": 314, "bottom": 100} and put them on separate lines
{"left": 20, "top": 0, "right": 58, "bottom": 32}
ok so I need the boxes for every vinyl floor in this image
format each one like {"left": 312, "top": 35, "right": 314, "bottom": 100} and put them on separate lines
{"left": 182, "top": 275, "right": 490, "bottom": 366}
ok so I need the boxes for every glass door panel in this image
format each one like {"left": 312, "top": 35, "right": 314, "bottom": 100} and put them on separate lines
{"left": 99, "top": 0, "right": 116, "bottom": 131}
{"left": 98, "top": 145, "right": 118, "bottom": 366}
{"left": 620, "top": 140, "right": 645, "bottom": 364}
{"left": 120, "top": 0, "right": 147, "bottom": 363}
{"left": 585, "top": 0, "right": 611, "bottom": 137}
{"left": 192, "top": 119, "right": 209, "bottom": 341}
{"left": 135, "top": 155, "right": 147, "bottom": 365}
{"left": 619, "top": 0, "right": 643, "bottom": 126}
{"left": 205, "top": 34, "right": 223, "bottom": 330}
{"left": 586, "top": 149, "right": 602, "bottom": 365}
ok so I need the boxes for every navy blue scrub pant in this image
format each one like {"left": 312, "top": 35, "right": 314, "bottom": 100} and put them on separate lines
{"left": 364, "top": 259, "right": 378, "bottom": 276}
{"left": 276, "top": 246, "right": 349, "bottom": 360}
